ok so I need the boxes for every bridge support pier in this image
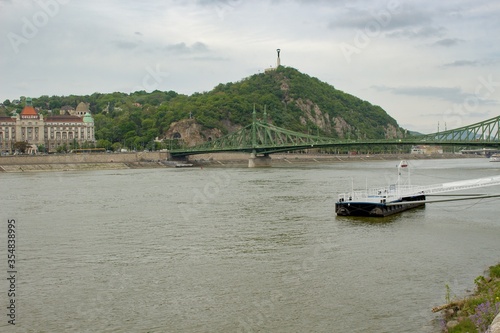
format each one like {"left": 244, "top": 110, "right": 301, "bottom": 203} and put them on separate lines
{"left": 248, "top": 152, "right": 272, "bottom": 168}
{"left": 166, "top": 153, "right": 188, "bottom": 162}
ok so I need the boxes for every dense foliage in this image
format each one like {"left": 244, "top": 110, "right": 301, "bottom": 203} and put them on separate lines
{"left": 1, "top": 67, "right": 403, "bottom": 150}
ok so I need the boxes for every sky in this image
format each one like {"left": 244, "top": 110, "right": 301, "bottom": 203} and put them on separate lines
{"left": 1, "top": 0, "right": 500, "bottom": 133}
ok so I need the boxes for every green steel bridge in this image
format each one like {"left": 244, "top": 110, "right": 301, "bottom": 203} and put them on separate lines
{"left": 170, "top": 108, "right": 500, "bottom": 158}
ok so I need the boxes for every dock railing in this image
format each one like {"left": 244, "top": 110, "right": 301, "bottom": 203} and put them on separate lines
{"left": 337, "top": 175, "right": 500, "bottom": 203}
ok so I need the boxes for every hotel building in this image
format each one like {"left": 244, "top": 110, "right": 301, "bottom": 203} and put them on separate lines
{"left": 0, "top": 98, "right": 95, "bottom": 153}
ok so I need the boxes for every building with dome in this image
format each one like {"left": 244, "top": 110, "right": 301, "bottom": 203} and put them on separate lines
{"left": 0, "top": 98, "right": 95, "bottom": 153}
{"left": 73, "top": 102, "right": 90, "bottom": 117}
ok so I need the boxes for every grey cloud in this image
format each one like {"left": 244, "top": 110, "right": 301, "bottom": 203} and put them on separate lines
{"left": 442, "top": 58, "right": 500, "bottom": 67}
{"left": 372, "top": 85, "right": 498, "bottom": 105}
{"left": 114, "top": 41, "right": 139, "bottom": 49}
{"left": 432, "top": 38, "right": 463, "bottom": 47}
{"left": 165, "top": 42, "right": 209, "bottom": 54}
{"left": 424, "top": 111, "right": 492, "bottom": 118}
{"left": 373, "top": 85, "right": 463, "bottom": 102}
{"left": 458, "top": 111, "right": 492, "bottom": 118}
{"left": 386, "top": 25, "right": 446, "bottom": 39}
{"left": 195, "top": 0, "right": 237, "bottom": 5}
{"left": 442, "top": 60, "right": 479, "bottom": 67}
{"left": 192, "top": 55, "right": 227, "bottom": 61}
{"left": 328, "top": 3, "right": 433, "bottom": 32}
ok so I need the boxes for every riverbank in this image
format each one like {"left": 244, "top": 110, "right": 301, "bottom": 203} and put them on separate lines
{"left": 0, "top": 161, "right": 167, "bottom": 172}
{"left": 0, "top": 152, "right": 485, "bottom": 172}
{"left": 433, "top": 263, "right": 500, "bottom": 332}
{"left": 0, "top": 151, "right": 168, "bottom": 172}
{"left": 189, "top": 152, "right": 484, "bottom": 167}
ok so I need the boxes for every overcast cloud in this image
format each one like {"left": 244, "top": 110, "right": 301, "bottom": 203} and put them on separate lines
{"left": 1, "top": 0, "right": 500, "bottom": 133}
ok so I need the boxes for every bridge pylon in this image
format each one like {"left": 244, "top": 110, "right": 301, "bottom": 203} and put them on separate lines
{"left": 248, "top": 150, "right": 272, "bottom": 167}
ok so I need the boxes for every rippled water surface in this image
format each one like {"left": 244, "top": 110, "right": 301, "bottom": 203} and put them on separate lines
{"left": 1, "top": 158, "right": 500, "bottom": 332}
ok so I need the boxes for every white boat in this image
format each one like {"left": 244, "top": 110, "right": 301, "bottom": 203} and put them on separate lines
{"left": 335, "top": 160, "right": 500, "bottom": 217}
{"left": 490, "top": 154, "right": 500, "bottom": 162}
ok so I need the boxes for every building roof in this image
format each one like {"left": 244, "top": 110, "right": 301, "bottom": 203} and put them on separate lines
{"left": 75, "top": 102, "right": 89, "bottom": 112}
{"left": 45, "top": 115, "right": 84, "bottom": 123}
{"left": 19, "top": 97, "right": 39, "bottom": 118}
{"left": 0, "top": 116, "right": 15, "bottom": 122}
{"left": 20, "top": 105, "right": 38, "bottom": 117}
{"left": 83, "top": 112, "right": 94, "bottom": 123}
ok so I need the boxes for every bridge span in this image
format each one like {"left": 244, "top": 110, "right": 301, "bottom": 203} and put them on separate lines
{"left": 169, "top": 109, "right": 500, "bottom": 167}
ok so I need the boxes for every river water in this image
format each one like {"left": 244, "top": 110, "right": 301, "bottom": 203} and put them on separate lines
{"left": 1, "top": 158, "right": 500, "bottom": 332}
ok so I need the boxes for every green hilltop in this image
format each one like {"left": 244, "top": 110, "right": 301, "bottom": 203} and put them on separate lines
{"left": 1, "top": 66, "right": 404, "bottom": 150}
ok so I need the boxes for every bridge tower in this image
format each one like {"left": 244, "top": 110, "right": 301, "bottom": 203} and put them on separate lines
{"left": 248, "top": 105, "right": 272, "bottom": 167}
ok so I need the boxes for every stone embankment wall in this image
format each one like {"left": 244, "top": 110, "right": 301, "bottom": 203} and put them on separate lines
{"left": 0, "top": 152, "right": 170, "bottom": 172}
{"left": 0, "top": 151, "right": 485, "bottom": 172}
{"left": 0, "top": 152, "right": 168, "bottom": 165}
{"left": 187, "top": 152, "right": 484, "bottom": 165}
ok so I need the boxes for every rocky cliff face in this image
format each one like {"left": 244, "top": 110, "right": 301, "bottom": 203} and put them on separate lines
{"left": 296, "top": 98, "right": 332, "bottom": 135}
{"left": 164, "top": 119, "right": 223, "bottom": 146}
{"left": 276, "top": 70, "right": 403, "bottom": 139}
{"left": 293, "top": 98, "right": 402, "bottom": 139}
{"left": 384, "top": 123, "right": 403, "bottom": 139}
{"left": 332, "top": 116, "right": 353, "bottom": 139}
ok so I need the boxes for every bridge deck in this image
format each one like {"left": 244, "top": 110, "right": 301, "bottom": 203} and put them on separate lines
{"left": 169, "top": 112, "right": 500, "bottom": 157}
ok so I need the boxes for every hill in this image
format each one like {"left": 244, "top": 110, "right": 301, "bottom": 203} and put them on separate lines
{"left": 173, "top": 66, "right": 403, "bottom": 141}
{"left": 2, "top": 66, "right": 404, "bottom": 150}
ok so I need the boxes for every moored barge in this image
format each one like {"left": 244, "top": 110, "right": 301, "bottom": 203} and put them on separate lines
{"left": 335, "top": 193, "right": 426, "bottom": 217}
{"left": 335, "top": 160, "right": 500, "bottom": 217}
{"left": 335, "top": 160, "right": 424, "bottom": 217}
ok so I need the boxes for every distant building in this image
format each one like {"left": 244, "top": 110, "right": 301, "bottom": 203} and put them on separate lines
{"left": 0, "top": 97, "right": 95, "bottom": 153}
{"left": 411, "top": 145, "right": 443, "bottom": 154}
{"left": 60, "top": 105, "right": 75, "bottom": 115}
{"left": 73, "top": 102, "right": 90, "bottom": 117}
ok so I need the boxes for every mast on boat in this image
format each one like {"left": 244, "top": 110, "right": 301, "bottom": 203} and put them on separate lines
{"left": 397, "top": 160, "right": 410, "bottom": 191}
